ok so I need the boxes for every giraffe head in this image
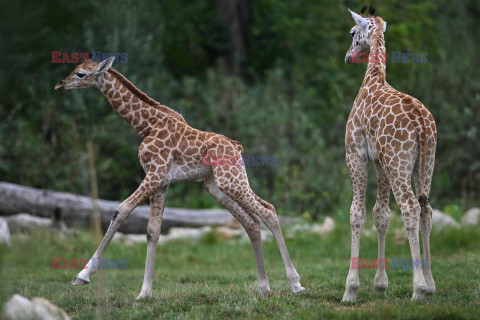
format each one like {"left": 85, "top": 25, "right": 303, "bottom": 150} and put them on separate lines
{"left": 54, "top": 56, "right": 115, "bottom": 91}
{"left": 345, "top": 5, "right": 387, "bottom": 64}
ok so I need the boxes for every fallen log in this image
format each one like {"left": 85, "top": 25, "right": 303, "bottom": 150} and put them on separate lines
{"left": 0, "top": 182, "right": 297, "bottom": 234}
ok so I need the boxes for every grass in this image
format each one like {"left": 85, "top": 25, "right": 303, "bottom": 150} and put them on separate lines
{"left": 1, "top": 214, "right": 479, "bottom": 319}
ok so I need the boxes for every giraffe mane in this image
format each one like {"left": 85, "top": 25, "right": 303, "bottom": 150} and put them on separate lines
{"left": 371, "top": 17, "right": 386, "bottom": 85}
{"left": 107, "top": 68, "right": 187, "bottom": 123}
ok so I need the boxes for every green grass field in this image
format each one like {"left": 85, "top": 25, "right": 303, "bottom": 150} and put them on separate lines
{"left": 1, "top": 214, "right": 479, "bottom": 319}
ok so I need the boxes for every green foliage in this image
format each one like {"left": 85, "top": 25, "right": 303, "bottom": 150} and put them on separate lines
{"left": 442, "top": 204, "right": 463, "bottom": 222}
{"left": 0, "top": 0, "right": 479, "bottom": 216}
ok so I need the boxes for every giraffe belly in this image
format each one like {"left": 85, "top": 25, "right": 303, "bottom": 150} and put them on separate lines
{"left": 170, "top": 163, "right": 212, "bottom": 182}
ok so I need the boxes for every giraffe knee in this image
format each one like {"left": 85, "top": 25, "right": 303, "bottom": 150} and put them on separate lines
{"left": 420, "top": 204, "right": 433, "bottom": 219}
{"left": 111, "top": 204, "right": 130, "bottom": 223}
{"left": 402, "top": 205, "right": 421, "bottom": 234}
{"left": 373, "top": 206, "right": 391, "bottom": 231}
{"left": 146, "top": 232, "right": 160, "bottom": 242}
{"left": 350, "top": 205, "right": 366, "bottom": 229}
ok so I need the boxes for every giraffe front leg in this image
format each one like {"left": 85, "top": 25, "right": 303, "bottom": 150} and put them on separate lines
{"left": 72, "top": 173, "right": 165, "bottom": 286}
{"left": 342, "top": 152, "right": 368, "bottom": 303}
{"left": 137, "top": 186, "right": 167, "bottom": 300}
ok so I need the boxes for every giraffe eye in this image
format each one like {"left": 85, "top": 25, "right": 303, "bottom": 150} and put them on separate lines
{"left": 350, "top": 31, "right": 355, "bottom": 37}
{"left": 76, "top": 72, "right": 86, "bottom": 78}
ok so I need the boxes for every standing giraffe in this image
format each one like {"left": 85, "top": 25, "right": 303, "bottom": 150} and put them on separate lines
{"left": 54, "top": 57, "right": 305, "bottom": 299}
{"left": 342, "top": 6, "right": 437, "bottom": 301}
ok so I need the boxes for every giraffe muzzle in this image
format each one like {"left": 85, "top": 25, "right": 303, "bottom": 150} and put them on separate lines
{"left": 54, "top": 80, "right": 65, "bottom": 91}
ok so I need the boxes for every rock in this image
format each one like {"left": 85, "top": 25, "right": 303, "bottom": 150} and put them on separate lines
{"left": 461, "top": 208, "right": 480, "bottom": 226}
{"left": 6, "top": 213, "right": 52, "bottom": 232}
{"left": 2, "top": 294, "right": 70, "bottom": 320}
{"left": 432, "top": 209, "right": 459, "bottom": 231}
{"left": 393, "top": 228, "right": 408, "bottom": 245}
{"left": 258, "top": 229, "right": 271, "bottom": 242}
{"left": 113, "top": 226, "right": 213, "bottom": 245}
{"left": 311, "top": 217, "right": 335, "bottom": 234}
{"left": 287, "top": 223, "right": 311, "bottom": 234}
{"left": 285, "top": 217, "right": 335, "bottom": 239}
{"left": 5, "top": 213, "right": 75, "bottom": 237}
{"left": 0, "top": 217, "right": 11, "bottom": 245}
{"left": 215, "top": 227, "right": 244, "bottom": 240}
{"left": 112, "top": 232, "right": 146, "bottom": 245}
{"left": 160, "top": 226, "right": 212, "bottom": 243}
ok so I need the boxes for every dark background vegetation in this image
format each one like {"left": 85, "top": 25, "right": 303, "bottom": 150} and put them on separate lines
{"left": 0, "top": 0, "right": 479, "bottom": 219}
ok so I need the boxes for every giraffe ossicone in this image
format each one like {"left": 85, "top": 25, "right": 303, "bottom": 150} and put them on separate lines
{"left": 55, "top": 56, "right": 305, "bottom": 299}
{"left": 342, "top": 6, "right": 437, "bottom": 302}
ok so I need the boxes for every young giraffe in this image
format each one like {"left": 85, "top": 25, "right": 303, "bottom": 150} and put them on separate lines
{"left": 54, "top": 57, "right": 305, "bottom": 299}
{"left": 342, "top": 6, "right": 437, "bottom": 301}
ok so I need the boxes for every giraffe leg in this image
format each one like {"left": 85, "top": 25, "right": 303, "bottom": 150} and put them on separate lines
{"left": 413, "top": 172, "right": 435, "bottom": 294}
{"left": 248, "top": 197, "right": 304, "bottom": 294}
{"left": 137, "top": 186, "right": 168, "bottom": 300}
{"left": 342, "top": 152, "right": 368, "bottom": 303}
{"left": 211, "top": 165, "right": 304, "bottom": 294}
{"left": 390, "top": 176, "right": 428, "bottom": 300}
{"left": 72, "top": 172, "right": 167, "bottom": 285}
{"left": 372, "top": 163, "right": 391, "bottom": 293}
{"left": 419, "top": 203, "right": 435, "bottom": 294}
{"left": 204, "top": 172, "right": 270, "bottom": 295}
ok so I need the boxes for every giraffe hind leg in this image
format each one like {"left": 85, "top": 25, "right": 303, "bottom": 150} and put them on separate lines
{"left": 372, "top": 163, "right": 391, "bottom": 293}
{"left": 204, "top": 172, "right": 270, "bottom": 295}
{"left": 390, "top": 175, "right": 428, "bottom": 300}
{"left": 210, "top": 164, "right": 305, "bottom": 294}
{"left": 413, "top": 167, "right": 435, "bottom": 294}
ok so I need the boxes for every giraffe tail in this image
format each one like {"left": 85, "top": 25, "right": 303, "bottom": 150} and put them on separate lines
{"left": 416, "top": 105, "right": 429, "bottom": 209}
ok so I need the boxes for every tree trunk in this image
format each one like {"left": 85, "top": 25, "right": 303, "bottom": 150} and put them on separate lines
{"left": 217, "top": 0, "right": 251, "bottom": 76}
{"left": 0, "top": 182, "right": 297, "bottom": 234}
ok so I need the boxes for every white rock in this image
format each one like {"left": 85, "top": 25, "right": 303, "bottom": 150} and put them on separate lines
{"left": 6, "top": 214, "right": 52, "bottom": 232}
{"left": 461, "top": 208, "right": 480, "bottom": 226}
{"left": 216, "top": 227, "right": 244, "bottom": 240}
{"left": 2, "top": 294, "right": 70, "bottom": 320}
{"left": 311, "top": 217, "right": 335, "bottom": 234}
{"left": 112, "top": 232, "right": 146, "bottom": 245}
{"left": 160, "top": 226, "right": 212, "bottom": 243}
{"left": 432, "top": 209, "right": 459, "bottom": 231}
{"left": 0, "top": 217, "right": 11, "bottom": 245}
{"left": 112, "top": 226, "right": 213, "bottom": 245}
{"left": 288, "top": 223, "right": 311, "bottom": 233}
{"left": 5, "top": 213, "right": 74, "bottom": 238}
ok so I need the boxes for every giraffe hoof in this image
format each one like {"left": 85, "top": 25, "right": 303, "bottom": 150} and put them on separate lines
{"left": 293, "top": 287, "right": 306, "bottom": 294}
{"left": 411, "top": 285, "right": 427, "bottom": 300}
{"left": 374, "top": 284, "right": 388, "bottom": 293}
{"left": 425, "top": 286, "right": 436, "bottom": 295}
{"left": 71, "top": 276, "right": 90, "bottom": 285}
{"left": 259, "top": 286, "right": 271, "bottom": 296}
{"left": 341, "top": 296, "right": 357, "bottom": 303}
{"left": 136, "top": 293, "right": 152, "bottom": 300}
{"left": 342, "top": 287, "right": 358, "bottom": 303}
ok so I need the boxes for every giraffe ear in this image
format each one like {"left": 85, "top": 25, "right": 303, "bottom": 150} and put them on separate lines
{"left": 348, "top": 8, "right": 368, "bottom": 28}
{"left": 96, "top": 56, "right": 115, "bottom": 74}
{"left": 383, "top": 21, "right": 387, "bottom": 33}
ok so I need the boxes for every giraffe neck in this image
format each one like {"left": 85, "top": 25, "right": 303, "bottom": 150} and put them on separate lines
{"left": 97, "top": 68, "right": 185, "bottom": 137}
{"left": 363, "top": 18, "right": 387, "bottom": 87}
